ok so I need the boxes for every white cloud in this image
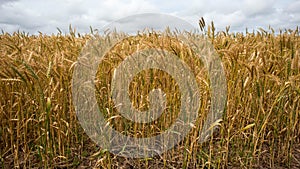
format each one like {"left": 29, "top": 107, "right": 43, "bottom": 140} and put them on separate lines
{"left": 178, "top": 0, "right": 299, "bottom": 32}
{"left": 0, "top": 0, "right": 158, "bottom": 34}
{"left": 242, "top": 0, "right": 276, "bottom": 16}
{"left": 102, "top": 13, "right": 196, "bottom": 34}
{"left": 0, "top": 0, "right": 299, "bottom": 34}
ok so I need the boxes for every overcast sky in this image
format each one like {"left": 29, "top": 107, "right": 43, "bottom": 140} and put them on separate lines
{"left": 0, "top": 0, "right": 299, "bottom": 34}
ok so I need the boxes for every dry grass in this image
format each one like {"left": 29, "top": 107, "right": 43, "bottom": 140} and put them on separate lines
{"left": 0, "top": 24, "right": 299, "bottom": 168}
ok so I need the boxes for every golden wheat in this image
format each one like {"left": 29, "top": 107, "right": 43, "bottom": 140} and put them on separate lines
{"left": 0, "top": 25, "right": 299, "bottom": 168}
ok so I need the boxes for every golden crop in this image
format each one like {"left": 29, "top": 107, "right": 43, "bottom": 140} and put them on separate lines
{"left": 0, "top": 25, "right": 299, "bottom": 168}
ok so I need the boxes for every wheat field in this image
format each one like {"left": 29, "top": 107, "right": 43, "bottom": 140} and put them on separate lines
{"left": 0, "top": 23, "right": 299, "bottom": 168}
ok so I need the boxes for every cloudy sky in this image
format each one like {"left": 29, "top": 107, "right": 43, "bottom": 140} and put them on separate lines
{"left": 0, "top": 0, "right": 299, "bottom": 34}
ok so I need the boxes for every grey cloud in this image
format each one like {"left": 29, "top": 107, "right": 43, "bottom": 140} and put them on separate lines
{"left": 285, "top": 0, "right": 300, "bottom": 13}
{"left": 0, "top": 0, "right": 18, "bottom": 4}
{"left": 0, "top": 0, "right": 157, "bottom": 34}
{"left": 241, "top": 0, "right": 276, "bottom": 17}
{"left": 103, "top": 13, "right": 196, "bottom": 34}
{"left": 0, "top": 0, "right": 299, "bottom": 34}
{"left": 178, "top": 0, "right": 299, "bottom": 33}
